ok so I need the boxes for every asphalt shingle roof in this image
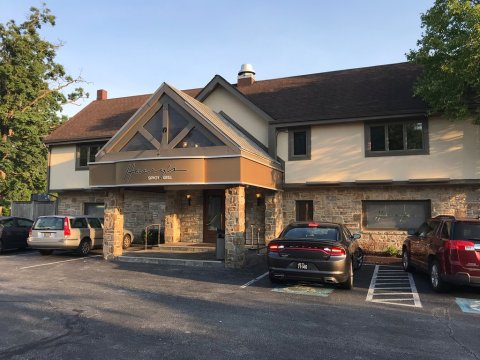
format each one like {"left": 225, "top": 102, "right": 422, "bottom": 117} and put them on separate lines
{"left": 44, "top": 62, "right": 426, "bottom": 144}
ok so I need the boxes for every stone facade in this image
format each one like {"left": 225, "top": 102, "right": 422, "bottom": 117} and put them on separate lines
{"left": 265, "top": 191, "right": 283, "bottom": 244}
{"left": 164, "top": 190, "right": 203, "bottom": 243}
{"left": 56, "top": 191, "right": 107, "bottom": 215}
{"left": 103, "top": 190, "right": 124, "bottom": 260}
{"left": 282, "top": 184, "right": 480, "bottom": 253}
{"left": 245, "top": 189, "right": 265, "bottom": 246}
{"left": 224, "top": 186, "right": 246, "bottom": 268}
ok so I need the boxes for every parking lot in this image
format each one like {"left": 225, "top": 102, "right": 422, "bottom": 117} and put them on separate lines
{"left": 1, "top": 249, "right": 480, "bottom": 360}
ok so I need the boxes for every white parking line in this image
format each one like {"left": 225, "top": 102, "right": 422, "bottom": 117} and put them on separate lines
{"left": 366, "top": 265, "right": 422, "bottom": 308}
{"left": 240, "top": 272, "right": 269, "bottom": 288}
{"left": 19, "top": 255, "right": 102, "bottom": 270}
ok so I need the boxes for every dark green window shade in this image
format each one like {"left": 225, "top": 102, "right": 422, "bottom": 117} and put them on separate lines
{"left": 168, "top": 106, "right": 189, "bottom": 143}
{"left": 174, "top": 127, "right": 223, "bottom": 148}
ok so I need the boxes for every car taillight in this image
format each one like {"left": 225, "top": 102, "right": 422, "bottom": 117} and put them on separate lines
{"left": 28, "top": 227, "right": 32, "bottom": 237}
{"left": 444, "top": 240, "right": 475, "bottom": 251}
{"left": 63, "top": 217, "right": 71, "bottom": 236}
{"left": 268, "top": 243, "right": 284, "bottom": 253}
{"left": 324, "top": 246, "right": 346, "bottom": 256}
{"left": 308, "top": 222, "right": 318, "bottom": 227}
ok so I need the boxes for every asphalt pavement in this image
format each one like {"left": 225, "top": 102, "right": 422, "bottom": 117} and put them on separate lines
{"left": 0, "top": 249, "right": 479, "bottom": 360}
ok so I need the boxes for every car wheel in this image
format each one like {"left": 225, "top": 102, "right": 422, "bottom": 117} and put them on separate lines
{"left": 430, "top": 259, "right": 449, "bottom": 292}
{"left": 353, "top": 248, "right": 364, "bottom": 271}
{"left": 339, "top": 262, "right": 353, "bottom": 290}
{"left": 78, "top": 239, "right": 91, "bottom": 257}
{"left": 402, "top": 248, "right": 414, "bottom": 272}
{"left": 39, "top": 249, "right": 53, "bottom": 256}
{"left": 123, "top": 234, "right": 132, "bottom": 249}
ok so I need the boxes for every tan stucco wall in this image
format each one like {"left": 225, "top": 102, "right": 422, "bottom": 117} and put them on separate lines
{"left": 279, "top": 118, "right": 480, "bottom": 183}
{"left": 49, "top": 145, "right": 90, "bottom": 190}
{"left": 202, "top": 86, "right": 269, "bottom": 147}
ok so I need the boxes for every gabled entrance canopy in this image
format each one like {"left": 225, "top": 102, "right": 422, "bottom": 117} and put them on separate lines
{"left": 89, "top": 83, "right": 283, "bottom": 190}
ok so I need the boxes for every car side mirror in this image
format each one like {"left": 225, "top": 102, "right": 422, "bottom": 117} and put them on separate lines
{"left": 407, "top": 228, "right": 416, "bottom": 235}
{"left": 351, "top": 233, "right": 361, "bottom": 240}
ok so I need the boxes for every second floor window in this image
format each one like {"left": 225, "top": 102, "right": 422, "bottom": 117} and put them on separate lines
{"left": 365, "top": 119, "right": 428, "bottom": 157}
{"left": 288, "top": 127, "right": 311, "bottom": 160}
{"left": 76, "top": 143, "right": 105, "bottom": 170}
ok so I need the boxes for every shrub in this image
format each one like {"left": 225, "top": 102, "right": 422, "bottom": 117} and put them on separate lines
{"left": 384, "top": 245, "right": 400, "bottom": 257}
{"left": 140, "top": 227, "right": 165, "bottom": 245}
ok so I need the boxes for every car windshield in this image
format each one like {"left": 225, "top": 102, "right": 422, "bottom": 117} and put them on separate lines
{"left": 282, "top": 226, "right": 339, "bottom": 240}
{"left": 453, "top": 223, "right": 480, "bottom": 241}
{"left": 34, "top": 217, "right": 63, "bottom": 230}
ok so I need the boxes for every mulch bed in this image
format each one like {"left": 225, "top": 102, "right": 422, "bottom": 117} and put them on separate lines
{"left": 364, "top": 255, "right": 402, "bottom": 265}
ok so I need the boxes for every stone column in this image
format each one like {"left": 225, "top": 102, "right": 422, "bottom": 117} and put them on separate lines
{"left": 224, "top": 186, "right": 246, "bottom": 268}
{"left": 264, "top": 191, "right": 283, "bottom": 244}
{"left": 164, "top": 191, "right": 181, "bottom": 243}
{"left": 103, "top": 190, "right": 124, "bottom": 260}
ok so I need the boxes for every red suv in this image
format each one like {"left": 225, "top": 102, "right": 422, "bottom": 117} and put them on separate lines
{"left": 402, "top": 215, "right": 480, "bottom": 292}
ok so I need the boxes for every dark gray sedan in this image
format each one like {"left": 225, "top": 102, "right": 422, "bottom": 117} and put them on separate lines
{"left": 0, "top": 216, "right": 34, "bottom": 253}
{"left": 267, "top": 222, "right": 363, "bottom": 289}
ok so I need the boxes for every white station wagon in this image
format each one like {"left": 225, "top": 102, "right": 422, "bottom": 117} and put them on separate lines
{"left": 28, "top": 216, "right": 103, "bottom": 256}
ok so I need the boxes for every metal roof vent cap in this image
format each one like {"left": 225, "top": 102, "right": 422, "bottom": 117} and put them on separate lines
{"left": 238, "top": 64, "right": 255, "bottom": 78}
{"left": 237, "top": 64, "right": 256, "bottom": 86}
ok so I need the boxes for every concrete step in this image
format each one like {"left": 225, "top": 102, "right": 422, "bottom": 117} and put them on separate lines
{"left": 116, "top": 255, "right": 223, "bottom": 268}
{"left": 131, "top": 244, "right": 215, "bottom": 253}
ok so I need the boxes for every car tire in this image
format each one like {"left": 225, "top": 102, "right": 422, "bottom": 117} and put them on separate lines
{"left": 353, "top": 248, "right": 364, "bottom": 271}
{"left": 430, "top": 259, "right": 449, "bottom": 293}
{"left": 39, "top": 249, "right": 53, "bottom": 256}
{"left": 123, "top": 234, "right": 132, "bottom": 249}
{"left": 78, "top": 239, "right": 91, "bottom": 257}
{"left": 402, "top": 248, "right": 414, "bottom": 272}
{"left": 339, "top": 262, "right": 353, "bottom": 290}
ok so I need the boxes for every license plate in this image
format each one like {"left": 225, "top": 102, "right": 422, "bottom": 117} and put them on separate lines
{"left": 297, "top": 262, "right": 308, "bottom": 270}
{"left": 475, "top": 244, "right": 480, "bottom": 251}
{"left": 41, "top": 232, "right": 54, "bottom": 238}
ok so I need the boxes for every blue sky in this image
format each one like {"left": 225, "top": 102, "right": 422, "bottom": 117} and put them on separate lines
{"left": 1, "top": 0, "right": 434, "bottom": 117}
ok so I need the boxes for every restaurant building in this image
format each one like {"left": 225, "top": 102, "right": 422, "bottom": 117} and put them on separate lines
{"left": 44, "top": 63, "right": 480, "bottom": 267}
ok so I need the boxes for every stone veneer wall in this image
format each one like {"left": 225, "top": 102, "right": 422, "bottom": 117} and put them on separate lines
{"left": 283, "top": 185, "right": 480, "bottom": 253}
{"left": 56, "top": 191, "right": 107, "bottom": 215}
{"left": 103, "top": 190, "right": 124, "bottom": 259}
{"left": 178, "top": 190, "right": 203, "bottom": 243}
{"left": 123, "top": 190, "right": 165, "bottom": 242}
{"left": 225, "top": 186, "right": 246, "bottom": 268}
{"left": 245, "top": 189, "right": 265, "bottom": 246}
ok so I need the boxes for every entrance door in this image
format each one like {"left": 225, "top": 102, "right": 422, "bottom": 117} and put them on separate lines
{"left": 203, "top": 190, "right": 225, "bottom": 243}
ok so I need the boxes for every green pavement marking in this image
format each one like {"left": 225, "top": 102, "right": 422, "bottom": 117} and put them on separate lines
{"left": 272, "top": 284, "right": 333, "bottom": 297}
{"left": 456, "top": 298, "right": 480, "bottom": 314}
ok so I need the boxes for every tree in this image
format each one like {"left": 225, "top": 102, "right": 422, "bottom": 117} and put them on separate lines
{"left": 407, "top": 0, "right": 480, "bottom": 123}
{"left": 0, "top": 5, "right": 87, "bottom": 214}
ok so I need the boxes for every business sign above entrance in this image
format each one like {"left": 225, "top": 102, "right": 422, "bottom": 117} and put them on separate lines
{"left": 90, "top": 158, "right": 205, "bottom": 186}
{"left": 89, "top": 156, "right": 283, "bottom": 190}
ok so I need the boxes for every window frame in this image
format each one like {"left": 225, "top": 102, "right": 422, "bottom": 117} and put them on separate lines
{"left": 288, "top": 127, "right": 311, "bottom": 161}
{"left": 76, "top": 143, "right": 106, "bottom": 170}
{"left": 364, "top": 119, "right": 429, "bottom": 157}
{"left": 362, "top": 200, "right": 431, "bottom": 231}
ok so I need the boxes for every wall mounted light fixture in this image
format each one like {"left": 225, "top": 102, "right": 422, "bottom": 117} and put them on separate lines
{"left": 186, "top": 194, "right": 191, "bottom": 206}
{"left": 256, "top": 193, "right": 262, "bottom": 206}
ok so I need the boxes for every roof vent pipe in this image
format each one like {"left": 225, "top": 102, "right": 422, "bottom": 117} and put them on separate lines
{"left": 237, "top": 64, "right": 256, "bottom": 86}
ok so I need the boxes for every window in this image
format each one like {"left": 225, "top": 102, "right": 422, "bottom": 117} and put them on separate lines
{"left": 365, "top": 119, "right": 428, "bottom": 156}
{"left": 84, "top": 203, "right": 104, "bottom": 217}
{"left": 87, "top": 217, "right": 102, "bottom": 229}
{"left": 362, "top": 200, "right": 431, "bottom": 230}
{"left": 296, "top": 200, "right": 313, "bottom": 221}
{"left": 71, "top": 218, "right": 88, "bottom": 229}
{"left": 288, "top": 127, "right": 311, "bottom": 160}
{"left": 76, "top": 143, "right": 106, "bottom": 170}
{"left": 17, "top": 219, "right": 33, "bottom": 228}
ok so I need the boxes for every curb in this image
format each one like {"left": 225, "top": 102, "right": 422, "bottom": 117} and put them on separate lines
{"left": 115, "top": 255, "right": 224, "bottom": 268}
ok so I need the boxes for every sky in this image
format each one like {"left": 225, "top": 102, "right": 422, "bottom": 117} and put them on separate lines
{"left": 0, "top": 0, "right": 435, "bottom": 117}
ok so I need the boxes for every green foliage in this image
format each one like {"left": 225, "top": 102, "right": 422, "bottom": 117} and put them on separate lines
{"left": 384, "top": 245, "right": 400, "bottom": 257}
{"left": 0, "top": 5, "right": 88, "bottom": 213}
{"left": 141, "top": 228, "right": 165, "bottom": 245}
{"left": 407, "top": 0, "right": 480, "bottom": 123}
